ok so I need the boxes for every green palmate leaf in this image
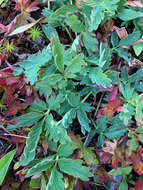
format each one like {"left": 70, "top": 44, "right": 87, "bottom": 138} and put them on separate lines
{"left": 89, "top": 5, "right": 104, "bottom": 32}
{"left": 42, "top": 24, "right": 58, "bottom": 40}
{"left": 109, "top": 166, "right": 132, "bottom": 175}
{"left": 45, "top": 114, "right": 71, "bottom": 144}
{"left": 82, "top": 147, "right": 99, "bottom": 164}
{"left": 26, "top": 155, "right": 55, "bottom": 177}
{"left": 20, "top": 121, "right": 43, "bottom": 166}
{"left": 103, "top": 0, "right": 120, "bottom": 13}
{"left": 65, "top": 54, "right": 86, "bottom": 75}
{"left": 52, "top": 36, "right": 64, "bottom": 73}
{"left": 66, "top": 15, "right": 84, "bottom": 33}
{"left": 105, "top": 128, "right": 127, "bottom": 139}
{"left": 111, "top": 31, "right": 119, "bottom": 47}
{"left": 71, "top": 35, "right": 80, "bottom": 52}
{"left": 119, "top": 177, "right": 128, "bottom": 190}
{"left": 67, "top": 93, "right": 80, "bottom": 107}
{"left": 118, "top": 8, "right": 143, "bottom": 21}
{"left": 89, "top": 67, "right": 111, "bottom": 87}
{"left": 30, "top": 177, "right": 41, "bottom": 189}
{"left": 127, "top": 136, "right": 138, "bottom": 150}
{"left": 118, "top": 31, "right": 141, "bottom": 47}
{"left": 46, "top": 93, "right": 65, "bottom": 111}
{"left": 46, "top": 166, "right": 64, "bottom": 190}
{"left": 7, "top": 112, "right": 43, "bottom": 130}
{"left": 116, "top": 48, "right": 131, "bottom": 61}
{"left": 82, "top": 32, "right": 98, "bottom": 54}
{"left": 57, "top": 144, "right": 76, "bottom": 158}
{"left": 120, "top": 103, "right": 135, "bottom": 125}
{"left": 14, "top": 46, "right": 52, "bottom": 85}
{"left": 138, "top": 134, "right": 143, "bottom": 143}
{"left": 133, "top": 42, "right": 143, "bottom": 56}
{"left": 58, "top": 158, "right": 93, "bottom": 181}
{"left": 50, "top": 5, "right": 77, "bottom": 20}
{"left": 77, "top": 108, "right": 91, "bottom": 134}
{"left": 35, "top": 74, "right": 62, "bottom": 95}
{"left": 30, "top": 99, "right": 47, "bottom": 112}
{"left": 41, "top": 176, "right": 47, "bottom": 190}
{"left": 120, "top": 83, "right": 135, "bottom": 100}
{"left": 62, "top": 108, "right": 76, "bottom": 128}
{"left": 0, "top": 149, "right": 16, "bottom": 185}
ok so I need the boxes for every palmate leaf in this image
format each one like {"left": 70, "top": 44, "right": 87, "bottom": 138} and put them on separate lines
{"left": 30, "top": 99, "right": 47, "bottom": 112}
{"left": 14, "top": 46, "right": 52, "bottom": 85}
{"left": 58, "top": 158, "right": 93, "bottom": 181}
{"left": 52, "top": 36, "right": 64, "bottom": 73}
{"left": 77, "top": 108, "right": 90, "bottom": 134}
{"left": 118, "top": 31, "right": 141, "bottom": 47}
{"left": 20, "top": 121, "right": 43, "bottom": 166}
{"left": 26, "top": 155, "right": 55, "bottom": 178}
{"left": 61, "top": 108, "right": 76, "bottom": 128}
{"left": 118, "top": 8, "right": 143, "bottom": 21}
{"left": 35, "top": 74, "right": 62, "bottom": 95}
{"left": 45, "top": 114, "right": 71, "bottom": 144}
{"left": 65, "top": 54, "right": 86, "bottom": 75}
{"left": 88, "top": 5, "right": 104, "bottom": 32}
{"left": 7, "top": 112, "right": 43, "bottom": 130}
{"left": 50, "top": 5, "right": 77, "bottom": 20}
{"left": 82, "top": 32, "right": 98, "bottom": 55}
{"left": 89, "top": 67, "right": 111, "bottom": 87}
{"left": 46, "top": 166, "right": 65, "bottom": 190}
{"left": 46, "top": 93, "right": 65, "bottom": 111}
{"left": 62, "top": 102, "right": 93, "bottom": 133}
{"left": 56, "top": 144, "right": 76, "bottom": 158}
{"left": 109, "top": 167, "right": 132, "bottom": 175}
{"left": 66, "top": 15, "right": 84, "bottom": 33}
{"left": 0, "top": 149, "right": 16, "bottom": 185}
{"left": 105, "top": 128, "right": 127, "bottom": 139}
{"left": 103, "top": 0, "right": 120, "bottom": 13}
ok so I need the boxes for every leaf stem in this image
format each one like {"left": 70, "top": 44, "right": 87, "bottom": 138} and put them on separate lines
{"left": 65, "top": 26, "right": 74, "bottom": 42}
{"left": 82, "top": 91, "right": 92, "bottom": 103}
{"left": 48, "top": 0, "right": 50, "bottom": 10}
{"left": 94, "top": 92, "right": 105, "bottom": 117}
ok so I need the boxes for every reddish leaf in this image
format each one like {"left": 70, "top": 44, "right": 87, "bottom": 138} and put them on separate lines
{"left": 6, "top": 77, "right": 18, "bottom": 85}
{"left": 6, "top": 101, "right": 28, "bottom": 116}
{"left": 98, "top": 152, "right": 112, "bottom": 164}
{"left": 17, "top": 143, "right": 25, "bottom": 155}
{"left": 102, "top": 139, "right": 117, "bottom": 155}
{"left": 97, "top": 99, "right": 121, "bottom": 118}
{"left": 112, "top": 155, "right": 118, "bottom": 169}
{"left": 126, "top": 1, "right": 143, "bottom": 8}
{"left": 28, "top": 0, "right": 39, "bottom": 12}
{"left": 0, "top": 78, "right": 6, "bottom": 86}
{"left": 108, "top": 87, "right": 118, "bottom": 101}
{"left": 114, "top": 26, "right": 128, "bottom": 39}
{"left": 0, "top": 17, "right": 17, "bottom": 34}
{"left": 97, "top": 86, "right": 122, "bottom": 118}
{"left": 42, "top": 140, "right": 48, "bottom": 151}
{"left": 0, "top": 53, "right": 8, "bottom": 66}
{"left": 135, "top": 180, "right": 143, "bottom": 190}
{"left": 134, "top": 162, "right": 143, "bottom": 175}
{"left": 96, "top": 168, "right": 114, "bottom": 184}
{"left": 4, "top": 84, "right": 18, "bottom": 104}
{"left": 15, "top": 0, "right": 39, "bottom": 12}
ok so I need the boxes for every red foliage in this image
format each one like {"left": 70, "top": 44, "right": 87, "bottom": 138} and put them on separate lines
{"left": 98, "top": 152, "right": 112, "bottom": 164}
{"left": 135, "top": 180, "right": 143, "bottom": 190}
{"left": 97, "top": 86, "right": 123, "bottom": 118}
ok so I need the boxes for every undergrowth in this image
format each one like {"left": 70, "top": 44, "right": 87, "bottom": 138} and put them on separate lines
{"left": 0, "top": 0, "right": 143, "bottom": 189}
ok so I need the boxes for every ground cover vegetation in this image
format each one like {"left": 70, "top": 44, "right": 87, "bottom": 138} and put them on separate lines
{"left": 0, "top": 0, "right": 143, "bottom": 189}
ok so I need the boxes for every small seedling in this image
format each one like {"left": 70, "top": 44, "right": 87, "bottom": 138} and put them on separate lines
{"left": 28, "top": 26, "right": 42, "bottom": 41}
{"left": 4, "top": 42, "right": 15, "bottom": 53}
